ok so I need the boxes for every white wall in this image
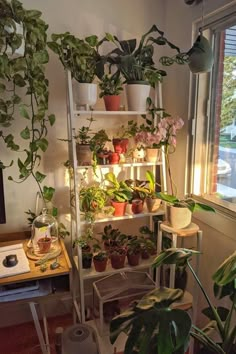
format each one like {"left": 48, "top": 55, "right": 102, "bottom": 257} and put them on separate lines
{"left": 162, "top": 0, "right": 236, "bottom": 326}
{"left": 0, "top": 0, "right": 165, "bottom": 233}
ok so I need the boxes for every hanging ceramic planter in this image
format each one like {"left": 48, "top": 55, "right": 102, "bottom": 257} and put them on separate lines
{"left": 166, "top": 205, "right": 192, "bottom": 229}
{"left": 188, "top": 33, "right": 214, "bottom": 74}
{"left": 125, "top": 83, "right": 150, "bottom": 111}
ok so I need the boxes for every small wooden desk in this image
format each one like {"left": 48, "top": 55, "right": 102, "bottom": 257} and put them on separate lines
{"left": 0, "top": 233, "right": 73, "bottom": 354}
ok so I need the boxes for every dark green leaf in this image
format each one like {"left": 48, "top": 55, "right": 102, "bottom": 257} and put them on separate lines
{"left": 36, "top": 138, "right": 48, "bottom": 152}
{"left": 19, "top": 105, "right": 30, "bottom": 119}
{"left": 35, "top": 171, "right": 46, "bottom": 183}
{"left": 20, "top": 126, "right": 30, "bottom": 139}
{"left": 48, "top": 114, "right": 55, "bottom": 126}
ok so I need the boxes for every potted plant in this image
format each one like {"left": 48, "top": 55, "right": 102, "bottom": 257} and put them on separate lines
{"left": 110, "top": 247, "right": 127, "bottom": 269}
{"left": 99, "top": 71, "right": 123, "bottom": 111}
{"left": 110, "top": 248, "right": 236, "bottom": 354}
{"left": 48, "top": 32, "right": 107, "bottom": 110}
{"left": 100, "top": 224, "right": 127, "bottom": 251}
{"left": 93, "top": 251, "right": 108, "bottom": 272}
{"left": 106, "top": 26, "right": 187, "bottom": 111}
{"left": 104, "top": 172, "right": 133, "bottom": 216}
{"left": 144, "top": 170, "right": 162, "bottom": 213}
{"left": 126, "top": 237, "right": 142, "bottom": 266}
{"left": 79, "top": 184, "right": 107, "bottom": 222}
{"left": 74, "top": 116, "right": 110, "bottom": 167}
{"left": 157, "top": 192, "right": 215, "bottom": 229}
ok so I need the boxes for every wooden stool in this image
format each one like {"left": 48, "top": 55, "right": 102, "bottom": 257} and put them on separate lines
{"left": 157, "top": 221, "right": 202, "bottom": 318}
{"left": 157, "top": 221, "right": 203, "bottom": 354}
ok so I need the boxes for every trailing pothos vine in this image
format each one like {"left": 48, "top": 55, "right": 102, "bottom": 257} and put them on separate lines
{"left": 0, "top": 0, "right": 68, "bottom": 237}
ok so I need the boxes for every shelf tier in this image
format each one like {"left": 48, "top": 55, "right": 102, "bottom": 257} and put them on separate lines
{"left": 77, "top": 161, "right": 162, "bottom": 170}
{"left": 80, "top": 208, "right": 165, "bottom": 225}
{"left": 74, "top": 255, "right": 156, "bottom": 280}
{"left": 74, "top": 110, "right": 147, "bottom": 116}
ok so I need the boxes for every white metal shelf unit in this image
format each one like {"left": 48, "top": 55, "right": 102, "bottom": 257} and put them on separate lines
{"left": 66, "top": 70, "right": 167, "bottom": 323}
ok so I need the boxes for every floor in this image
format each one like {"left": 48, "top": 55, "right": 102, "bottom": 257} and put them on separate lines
{"left": 0, "top": 314, "right": 125, "bottom": 354}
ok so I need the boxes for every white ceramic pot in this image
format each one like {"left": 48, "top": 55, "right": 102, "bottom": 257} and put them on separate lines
{"left": 73, "top": 82, "right": 97, "bottom": 110}
{"left": 126, "top": 83, "right": 150, "bottom": 111}
{"left": 145, "top": 148, "right": 160, "bottom": 163}
{"left": 133, "top": 148, "right": 145, "bottom": 162}
{"left": 166, "top": 205, "right": 192, "bottom": 229}
{"left": 146, "top": 197, "right": 161, "bottom": 213}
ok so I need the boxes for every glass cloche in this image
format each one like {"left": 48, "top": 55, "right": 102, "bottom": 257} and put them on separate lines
{"left": 31, "top": 208, "right": 58, "bottom": 256}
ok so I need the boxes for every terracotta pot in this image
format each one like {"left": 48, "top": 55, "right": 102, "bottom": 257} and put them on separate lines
{"left": 145, "top": 148, "right": 160, "bottom": 163}
{"left": 110, "top": 250, "right": 126, "bottom": 269}
{"left": 76, "top": 144, "right": 92, "bottom": 166}
{"left": 127, "top": 252, "right": 141, "bottom": 266}
{"left": 37, "top": 237, "right": 52, "bottom": 253}
{"left": 131, "top": 199, "right": 144, "bottom": 214}
{"left": 103, "top": 95, "right": 120, "bottom": 111}
{"left": 146, "top": 197, "right": 161, "bottom": 213}
{"left": 166, "top": 205, "right": 192, "bottom": 229}
{"left": 112, "top": 138, "right": 129, "bottom": 153}
{"left": 108, "top": 152, "right": 120, "bottom": 164}
{"left": 111, "top": 200, "right": 127, "bottom": 216}
{"left": 93, "top": 258, "right": 108, "bottom": 272}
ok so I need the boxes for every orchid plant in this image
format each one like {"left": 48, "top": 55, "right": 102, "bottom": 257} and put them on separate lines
{"left": 134, "top": 98, "right": 184, "bottom": 195}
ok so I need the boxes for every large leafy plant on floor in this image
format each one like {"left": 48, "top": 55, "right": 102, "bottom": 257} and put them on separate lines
{"left": 0, "top": 0, "right": 67, "bottom": 235}
{"left": 110, "top": 248, "right": 236, "bottom": 354}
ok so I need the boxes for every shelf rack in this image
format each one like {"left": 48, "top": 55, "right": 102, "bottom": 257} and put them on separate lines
{"left": 66, "top": 70, "right": 167, "bottom": 323}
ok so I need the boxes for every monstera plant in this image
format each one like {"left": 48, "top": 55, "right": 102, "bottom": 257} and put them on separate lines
{"left": 110, "top": 248, "right": 236, "bottom": 354}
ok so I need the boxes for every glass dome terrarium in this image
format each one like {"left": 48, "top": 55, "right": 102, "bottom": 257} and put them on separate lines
{"left": 31, "top": 208, "right": 58, "bottom": 256}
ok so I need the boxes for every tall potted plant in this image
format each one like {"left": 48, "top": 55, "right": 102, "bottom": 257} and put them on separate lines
{"left": 48, "top": 32, "right": 107, "bottom": 110}
{"left": 106, "top": 25, "right": 187, "bottom": 111}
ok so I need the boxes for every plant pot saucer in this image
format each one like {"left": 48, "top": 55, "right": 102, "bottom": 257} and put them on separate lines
{"left": 26, "top": 242, "right": 61, "bottom": 260}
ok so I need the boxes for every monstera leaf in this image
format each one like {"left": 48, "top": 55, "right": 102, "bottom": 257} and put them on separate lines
{"left": 110, "top": 287, "right": 191, "bottom": 354}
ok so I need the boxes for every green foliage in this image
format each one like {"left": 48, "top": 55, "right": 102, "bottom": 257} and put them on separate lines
{"left": 157, "top": 192, "right": 216, "bottom": 213}
{"left": 99, "top": 71, "right": 123, "bottom": 97}
{"left": 221, "top": 56, "right": 236, "bottom": 129}
{"left": 110, "top": 287, "right": 191, "bottom": 354}
{"left": 106, "top": 25, "right": 188, "bottom": 86}
{"left": 79, "top": 184, "right": 107, "bottom": 214}
{"left": 48, "top": 32, "right": 107, "bottom": 83}
{"left": 111, "top": 248, "right": 236, "bottom": 353}
{"left": 105, "top": 172, "right": 133, "bottom": 202}
{"left": 93, "top": 251, "right": 108, "bottom": 261}
{"left": 0, "top": 0, "right": 55, "bottom": 205}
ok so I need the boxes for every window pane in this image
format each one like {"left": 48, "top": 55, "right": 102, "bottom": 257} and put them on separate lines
{"left": 208, "top": 25, "right": 236, "bottom": 210}
{"left": 192, "top": 22, "right": 236, "bottom": 213}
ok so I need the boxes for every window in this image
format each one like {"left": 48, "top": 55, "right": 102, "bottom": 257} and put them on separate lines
{"left": 190, "top": 4, "right": 236, "bottom": 214}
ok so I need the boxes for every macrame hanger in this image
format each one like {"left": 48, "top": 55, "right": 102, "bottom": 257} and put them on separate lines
{"left": 199, "top": 0, "right": 205, "bottom": 35}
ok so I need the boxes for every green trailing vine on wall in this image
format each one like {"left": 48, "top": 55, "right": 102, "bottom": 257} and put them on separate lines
{"left": 0, "top": 0, "right": 55, "bottom": 202}
{"left": 0, "top": 0, "right": 69, "bottom": 237}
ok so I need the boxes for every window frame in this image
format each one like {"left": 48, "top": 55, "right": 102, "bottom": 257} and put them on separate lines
{"left": 188, "top": 2, "right": 236, "bottom": 217}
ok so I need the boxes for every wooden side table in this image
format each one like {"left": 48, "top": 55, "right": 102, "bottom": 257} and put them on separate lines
{"left": 156, "top": 221, "right": 203, "bottom": 354}
{"left": 0, "top": 235, "right": 77, "bottom": 354}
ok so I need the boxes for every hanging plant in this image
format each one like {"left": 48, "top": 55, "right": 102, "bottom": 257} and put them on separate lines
{"left": 0, "top": 0, "right": 56, "bottom": 205}
{"left": 0, "top": 1, "right": 69, "bottom": 238}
